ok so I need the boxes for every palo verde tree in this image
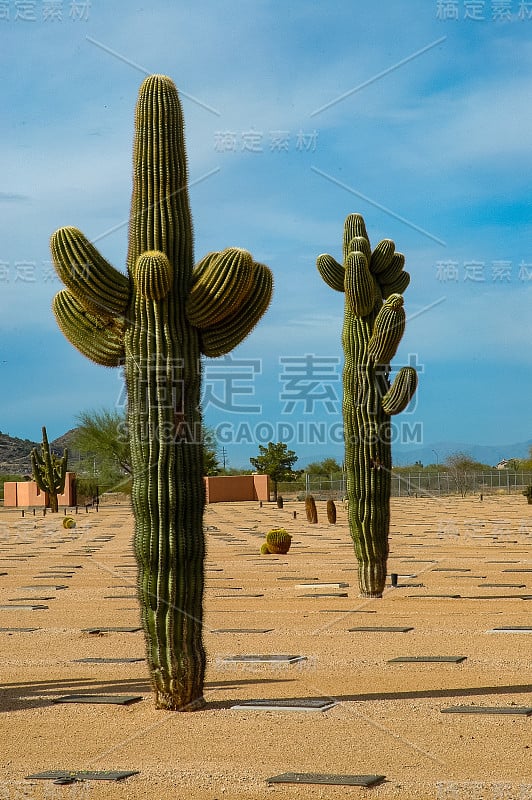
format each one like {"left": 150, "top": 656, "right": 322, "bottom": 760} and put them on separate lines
{"left": 50, "top": 75, "right": 273, "bottom": 710}
{"left": 444, "top": 452, "right": 488, "bottom": 497}
{"left": 317, "top": 213, "right": 417, "bottom": 597}
{"left": 73, "top": 409, "right": 132, "bottom": 477}
{"left": 73, "top": 409, "right": 219, "bottom": 477}
{"left": 250, "top": 441, "right": 298, "bottom": 501}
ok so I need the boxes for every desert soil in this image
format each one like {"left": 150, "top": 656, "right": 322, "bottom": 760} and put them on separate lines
{"left": 0, "top": 495, "right": 530, "bottom": 800}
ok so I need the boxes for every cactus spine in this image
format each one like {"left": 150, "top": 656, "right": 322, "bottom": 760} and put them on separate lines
{"left": 50, "top": 76, "right": 273, "bottom": 710}
{"left": 31, "top": 426, "right": 68, "bottom": 513}
{"left": 317, "top": 214, "right": 417, "bottom": 597}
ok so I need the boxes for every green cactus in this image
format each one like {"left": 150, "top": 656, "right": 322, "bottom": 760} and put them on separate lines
{"left": 265, "top": 528, "right": 292, "bottom": 554}
{"left": 305, "top": 494, "right": 318, "bottom": 524}
{"left": 62, "top": 516, "right": 76, "bottom": 529}
{"left": 31, "top": 426, "right": 68, "bottom": 513}
{"left": 317, "top": 214, "right": 417, "bottom": 597}
{"left": 49, "top": 75, "right": 273, "bottom": 710}
{"left": 260, "top": 542, "right": 271, "bottom": 555}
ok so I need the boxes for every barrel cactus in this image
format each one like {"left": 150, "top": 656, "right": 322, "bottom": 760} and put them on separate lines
{"left": 62, "top": 516, "right": 76, "bottom": 529}
{"left": 49, "top": 75, "right": 273, "bottom": 710}
{"left": 317, "top": 213, "right": 417, "bottom": 597}
{"left": 265, "top": 528, "right": 292, "bottom": 554}
{"left": 326, "top": 499, "right": 337, "bottom": 524}
{"left": 305, "top": 495, "right": 318, "bottom": 524}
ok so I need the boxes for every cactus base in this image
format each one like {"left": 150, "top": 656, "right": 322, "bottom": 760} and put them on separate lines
{"left": 357, "top": 560, "right": 387, "bottom": 598}
{"left": 155, "top": 691, "right": 206, "bottom": 712}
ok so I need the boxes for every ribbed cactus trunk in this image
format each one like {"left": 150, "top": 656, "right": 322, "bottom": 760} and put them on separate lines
{"left": 317, "top": 214, "right": 417, "bottom": 597}
{"left": 343, "top": 300, "right": 392, "bottom": 596}
{"left": 50, "top": 75, "right": 272, "bottom": 709}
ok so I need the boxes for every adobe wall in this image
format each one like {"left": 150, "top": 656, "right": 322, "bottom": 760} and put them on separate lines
{"left": 204, "top": 474, "right": 270, "bottom": 503}
{"left": 3, "top": 472, "right": 77, "bottom": 508}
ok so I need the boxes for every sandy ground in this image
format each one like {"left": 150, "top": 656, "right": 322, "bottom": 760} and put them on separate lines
{"left": 0, "top": 495, "right": 530, "bottom": 800}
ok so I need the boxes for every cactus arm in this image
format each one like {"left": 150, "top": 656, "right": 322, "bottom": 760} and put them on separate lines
{"left": 345, "top": 251, "right": 378, "bottom": 317}
{"left": 317, "top": 253, "right": 345, "bottom": 291}
{"left": 53, "top": 290, "right": 125, "bottom": 367}
{"left": 367, "top": 294, "right": 406, "bottom": 364}
{"left": 186, "top": 248, "right": 255, "bottom": 327}
{"left": 382, "top": 366, "right": 418, "bottom": 415}
{"left": 197, "top": 261, "right": 273, "bottom": 357}
{"left": 377, "top": 252, "right": 404, "bottom": 284}
{"left": 382, "top": 270, "right": 410, "bottom": 298}
{"left": 30, "top": 448, "right": 48, "bottom": 494}
{"left": 369, "top": 239, "right": 395, "bottom": 273}
{"left": 51, "top": 227, "right": 130, "bottom": 319}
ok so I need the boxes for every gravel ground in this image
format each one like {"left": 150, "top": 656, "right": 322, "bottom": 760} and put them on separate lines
{"left": 0, "top": 496, "right": 530, "bottom": 800}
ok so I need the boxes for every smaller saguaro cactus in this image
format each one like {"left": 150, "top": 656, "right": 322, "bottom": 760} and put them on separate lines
{"left": 317, "top": 213, "right": 417, "bottom": 597}
{"left": 277, "top": 495, "right": 284, "bottom": 509}
{"left": 264, "top": 528, "right": 292, "bottom": 554}
{"left": 326, "top": 499, "right": 337, "bottom": 524}
{"left": 523, "top": 486, "right": 532, "bottom": 505}
{"left": 31, "top": 426, "right": 68, "bottom": 513}
{"left": 305, "top": 495, "right": 318, "bottom": 524}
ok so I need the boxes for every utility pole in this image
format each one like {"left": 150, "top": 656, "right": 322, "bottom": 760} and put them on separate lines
{"left": 221, "top": 447, "right": 227, "bottom": 470}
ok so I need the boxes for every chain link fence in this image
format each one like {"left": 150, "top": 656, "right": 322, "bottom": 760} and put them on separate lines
{"left": 278, "top": 472, "right": 532, "bottom": 500}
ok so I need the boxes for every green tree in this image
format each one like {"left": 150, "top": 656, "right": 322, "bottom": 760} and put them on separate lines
{"left": 73, "top": 409, "right": 131, "bottom": 476}
{"left": 306, "top": 458, "right": 342, "bottom": 475}
{"left": 444, "top": 452, "right": 489, "bottom": 497}
{"left": 203, "top": 427, "right": 220, "bottom": 476}
{"left": 250, "top": 441, "right": 298, "bottom": 501}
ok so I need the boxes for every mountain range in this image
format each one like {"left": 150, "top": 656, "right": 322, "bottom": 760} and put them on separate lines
{"left": 393, "top": 439, "right": 532, "bottom": 468}
{"left": 0, "top": 430, "right": 529, "bottom": 474}
{"left": 0, "top": 429, "right": 76, "bottom": 474}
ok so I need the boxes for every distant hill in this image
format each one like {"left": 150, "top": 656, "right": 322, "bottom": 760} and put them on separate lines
{"left": 394, "top": 439, "right": 532, "bottom": 468}
{"left": 0, "top": 429, "right": 530, "bottom": 474}
{"left": 0, "top": 430, "right": 73, "bottom": 475}
{"left": 0, "top": 432, "right": 38, "bottom": 474}
{"left": 271, "top": 438, "right": 532, "bottom": 471}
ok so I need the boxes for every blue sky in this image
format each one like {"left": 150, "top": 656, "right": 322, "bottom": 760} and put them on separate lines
{"left": 1, "top": 0, "right": 531, "bottom": 467}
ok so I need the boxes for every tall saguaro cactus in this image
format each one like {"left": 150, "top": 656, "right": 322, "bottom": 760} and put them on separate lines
{"left": 317, "top": 214, "right": 417, "bottom": 597}
{"left": 50, "top": 75, "right": 273, "bottom": 709}
{"left": 31, "top": 425, "right": 68, "bottom": 513}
